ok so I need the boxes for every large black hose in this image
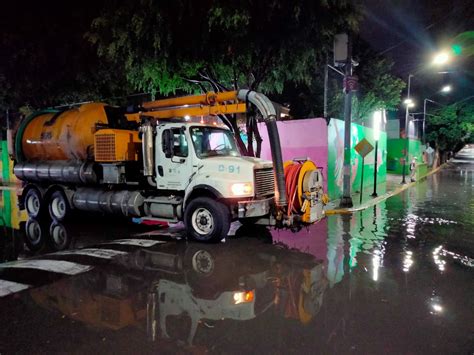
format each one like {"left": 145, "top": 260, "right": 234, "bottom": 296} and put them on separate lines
{"left": 237, "top": 90, "right": 287, "bottom": 207}
{"left": 264, "top": 118, "right": 286, "bottom": 207}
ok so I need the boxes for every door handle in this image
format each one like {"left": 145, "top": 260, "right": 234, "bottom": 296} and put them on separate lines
{"left": 171, "top": 157, "right": 186, "bottom": 164}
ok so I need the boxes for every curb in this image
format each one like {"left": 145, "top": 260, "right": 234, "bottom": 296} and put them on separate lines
{"left": 324, "top": 163, "right": 446, "bottom": 215}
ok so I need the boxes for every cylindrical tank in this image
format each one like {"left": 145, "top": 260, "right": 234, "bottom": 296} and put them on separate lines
{"left": 16, "top": 103, "right": 109, "bottom": 162}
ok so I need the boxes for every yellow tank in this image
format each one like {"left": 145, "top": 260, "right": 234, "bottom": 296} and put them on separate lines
{"left": 18, "top": 103, "right": 109, "bottom": 161}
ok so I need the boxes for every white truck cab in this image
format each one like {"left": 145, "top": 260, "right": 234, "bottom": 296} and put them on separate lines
{"left": 148, "top": 121, "right": 275, "bottom": 241}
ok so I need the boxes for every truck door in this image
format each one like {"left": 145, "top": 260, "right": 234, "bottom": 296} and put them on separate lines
{"left": 155, "top": 126, "right": 194, "bottom": 191}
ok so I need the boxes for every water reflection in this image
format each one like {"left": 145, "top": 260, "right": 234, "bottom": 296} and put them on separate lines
{"left": 0, "top": 232, "right": 328, "bottom": 352}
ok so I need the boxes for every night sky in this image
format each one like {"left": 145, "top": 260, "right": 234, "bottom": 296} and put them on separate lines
{"left": 360, "top": 0, "right": 474, "bottom": 104}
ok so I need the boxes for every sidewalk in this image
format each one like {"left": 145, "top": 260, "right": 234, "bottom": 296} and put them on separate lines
{"left": 324, "top": 164, "right": 445, "bottom": 215}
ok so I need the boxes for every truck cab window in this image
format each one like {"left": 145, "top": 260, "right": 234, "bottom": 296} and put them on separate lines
{"left": 190, "top": 127, "right": 240, "bottom": 158}
{"left": 172, "top": 128, "right": 188, "bottom": 157}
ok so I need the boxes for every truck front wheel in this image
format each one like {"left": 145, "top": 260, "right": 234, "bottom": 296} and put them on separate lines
{"left": 184, "top": 197, "right": 230, "bottom": 243}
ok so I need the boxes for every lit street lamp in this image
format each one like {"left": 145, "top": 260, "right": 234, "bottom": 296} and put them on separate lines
{"left": 404, "top": 98, "right": 415, "bottom": 106}
{"left": 371, "top": 110, "right": 382, "bottom": 197}
{"left": 432, "top": 51, "right": 450, "bottom": 65}
{"left": 441, "top": 85, "right": 452, "bottom": 93}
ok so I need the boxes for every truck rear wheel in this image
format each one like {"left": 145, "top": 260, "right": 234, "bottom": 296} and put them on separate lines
{"left": 25, "top": 188, "right": 43, "bottom": 218}
{"left": 48, "top": 221, "right": 72, "bottom": 251}
{"left": 184, "top": 197, "right": 230, "bottom": 243}
{"left": 48, "top": 190, "right": 70, "bottom": 222}
{"left": 24, "top": 218, "right": 45, "bottom": 251}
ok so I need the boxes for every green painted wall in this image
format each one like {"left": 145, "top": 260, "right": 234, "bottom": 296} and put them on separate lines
{"left": 387, "top": 138, "right": 423, "bottom": 174}
{"left": 0, "top": 140, "right": 26, "bottom": 229}
{"left": 0, "top": 141, "right": 12, "bottom": 227}
{"left": 327, "top": 119, "right": 387, "bottom": 200}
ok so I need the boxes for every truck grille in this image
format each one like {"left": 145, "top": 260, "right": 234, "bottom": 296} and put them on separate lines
{"left": 254, "top": 168, "right": 275, "bottom": 197}
{"left": 95, "top": 133, "right": 116, "bottom": 161}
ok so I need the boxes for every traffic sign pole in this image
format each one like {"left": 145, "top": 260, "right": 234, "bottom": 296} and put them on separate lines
{"left": 354, "top": 138, "right": 374, "bottom": 205}
{"left": 371, "top": 140, "right": 379, "bottom": 197}
{"left": 360, "top": 156, "right": 365, "bottom": 204}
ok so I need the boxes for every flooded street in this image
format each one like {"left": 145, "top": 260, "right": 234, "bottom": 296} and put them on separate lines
{"left": 0, "top": 157, "right": 473, "bottom": 353}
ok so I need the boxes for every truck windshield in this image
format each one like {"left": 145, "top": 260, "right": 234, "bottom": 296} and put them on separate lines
{"left": 190, "top": 126, "right": 240, "bottom": 158}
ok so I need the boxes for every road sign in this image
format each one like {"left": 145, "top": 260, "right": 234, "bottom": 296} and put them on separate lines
{"left": 355, "top": 138, "right": 374, "bottom": 158}
{"left": 343, "top": 75, "right": 358, "bottom": 93}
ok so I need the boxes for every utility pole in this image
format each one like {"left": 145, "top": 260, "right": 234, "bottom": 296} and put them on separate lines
{"left": 423, "top": 99, "right": 427, "bottom": 144}
{"left": 339, "top": 35, "right": 354, "bottom": 207}
{"left": 323, "top": 54, "right": 329, "bottom": 119}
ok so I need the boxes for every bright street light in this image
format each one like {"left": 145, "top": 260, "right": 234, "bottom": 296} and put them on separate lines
{"left": 433, "top": 51, "right": 450, "bottom": 65}
{"left": 404, "top": 99, "right": 415, "bottom": 108}
{"left": 373, "top": 110, "right": 382, "bottom": 141}
{"left": 441, "top": 85, "right": 452, "bottom": 93}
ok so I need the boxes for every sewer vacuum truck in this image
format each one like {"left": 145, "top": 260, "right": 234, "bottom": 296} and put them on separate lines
{"left": 13, "top": 90, "right": 325, "bottom": 242}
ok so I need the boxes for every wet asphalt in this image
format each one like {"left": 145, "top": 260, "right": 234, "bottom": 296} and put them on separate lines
{"left": 0, "top": 150, "right": 473, "bottom": 354}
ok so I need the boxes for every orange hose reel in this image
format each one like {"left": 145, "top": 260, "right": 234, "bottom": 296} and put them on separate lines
{"left": 284, "top": 159, "right": 326, "bottom": 223}
{"left": 284, "top": 160, "right": 316, "bottom": 213}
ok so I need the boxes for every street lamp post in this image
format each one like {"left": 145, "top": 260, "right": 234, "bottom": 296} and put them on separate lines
{"left": 402, "top": 74, "right": 414, "bottom": 184}
{"left": 423, "top": 99, "right": 428, "bottom": 144}
{"left": 371, "top": 110, "right": 382, "bottom": 197}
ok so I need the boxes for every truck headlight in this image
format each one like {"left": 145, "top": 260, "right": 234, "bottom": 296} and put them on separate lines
{"left": 231, "top": 182, "right": 253, "bottom": 196}
{"left": 233, "top": 290, "right": 255, "bottom": 304}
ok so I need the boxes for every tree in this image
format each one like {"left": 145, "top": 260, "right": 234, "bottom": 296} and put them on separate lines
{"left": 426, "top": 101, "right": 474, "bottom": 153}
{"left": 86, "top": 0, "right": 361, "bottom": 97}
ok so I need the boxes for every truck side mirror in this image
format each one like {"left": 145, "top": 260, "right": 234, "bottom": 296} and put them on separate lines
{"left": 162, "top": 129, "right": 173, "bottom": 158}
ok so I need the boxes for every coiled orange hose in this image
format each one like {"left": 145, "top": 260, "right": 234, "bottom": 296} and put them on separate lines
{"left": 284, "top": 162, "right": 302, "bottom": 216}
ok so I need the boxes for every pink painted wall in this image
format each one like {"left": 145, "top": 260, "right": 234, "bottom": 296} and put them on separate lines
{"left": 258, "top": 118, "right": 328, "bottom": 190}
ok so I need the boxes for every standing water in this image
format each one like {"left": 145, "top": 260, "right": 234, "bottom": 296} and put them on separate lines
{"left": 0, "top": 150, "right": 473, "bottom": 353}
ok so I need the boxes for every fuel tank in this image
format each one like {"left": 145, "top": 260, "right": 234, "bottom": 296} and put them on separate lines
{"left": 16, "top": 103, "right": 109, "bottom": 162}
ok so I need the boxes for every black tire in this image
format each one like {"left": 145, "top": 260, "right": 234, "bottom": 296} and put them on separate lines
{"left": 183, "top": 244, "right": 228, "bottom": 298}
{"left": 48, "top": 221, "right": 72, "bottom": 251}
{"left": 25, "top": 188, "right": 43, "bottom": 219}
{"left": 48, "top": 190, "right": 70, "bottom": 222}
{"left": 186, "top": 247, "right": 216, "bottom": 277}
{"left": 184, "top": 197, "right": 230, "bottom": 243}
{"left": 24, "top": 218, "right": 46, "bottom": 252}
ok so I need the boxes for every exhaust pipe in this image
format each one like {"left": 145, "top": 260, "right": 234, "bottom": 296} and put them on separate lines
{"left": 140, "top": 120, "right": 155, "bottom": 177}
{"left": 237, "top": 90, "right": 287, "bottom": 208}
